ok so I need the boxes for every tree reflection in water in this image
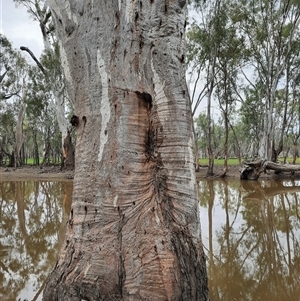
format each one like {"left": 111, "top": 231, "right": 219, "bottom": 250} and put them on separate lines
{"left": 199, "top": 179, "right": 300, "bottom": 301}
{"left": 1, "top": 179, "right": 299, "bottom": 300}
{"left": 0, "top": 181, "right": 72, "bottom": 301}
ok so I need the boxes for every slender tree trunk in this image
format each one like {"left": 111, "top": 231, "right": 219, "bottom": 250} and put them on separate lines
{"left": 43, "top": 1, "right": 208, "bottom": 301}
{"left": 206, "top": 71, "right": 215, "bottom": 176}
{"left": 32, "top": 129, "right": 39, "bottom": 166}
{"left": 42, "top": 129, "right": 51, "bottom": 165}
{"left": 229, "top": 121, "right": 241, "bottom": 164}
{"left": 292, "top": 139, "right": 299, "bottom": 164}
{"left": 14, "top": 86, "right": 27, "bottom": 168}
{"left": 206, "top": 0, "right": 221, "bottom": 177}
{"left": 275, "top": 66, "right": 290, "bottom": 161}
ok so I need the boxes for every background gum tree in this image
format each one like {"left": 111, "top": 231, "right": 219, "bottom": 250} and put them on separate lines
{"left": 0, "top": 34, "right": 28, "bottom": 167}
{"left": 15, "top": 0, "right": 75, "bottom": 169}
{"left": 43, "top": 1, "right": 208, "bottom": 300}
{"left": 230, "top": 0, "right": 300, "bottom": 161}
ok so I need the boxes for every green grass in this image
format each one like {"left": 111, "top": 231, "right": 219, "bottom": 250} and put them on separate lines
{"left": 25, "top": 158, "right": 41, "bottom": 165}
{"left": 199, "top": 158, "right": 240, "bottom": 166}
{"left": 26, "top": 158, "right": 61, "bottom": 165}
{"left": 2, "top": 157, "right": 61, "bottom": 166}
{"left": 277, "top": 157, "right": 300, "bottom": 164}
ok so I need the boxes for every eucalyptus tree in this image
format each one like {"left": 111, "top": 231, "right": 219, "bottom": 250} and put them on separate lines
{"left": 239, "top": 86, "right": 265, "bottom": 158}
{"left": 14, "top": 0, "right": 74, "bottom": 169}
{"left": 195, "top": 112, "right": 224, "bottom": 160}
{"left": 14, "top": 84, "right": 27, "bottom": 167}
{"left": 188, "top": 0, "right": 245, "bottom": 175}
{"left": 231, "top": 0, "right": 300, "bottom": 161}
{"left": 25, "top": 53, "right": 69, "bottom": 166}
{"left": 196, "top": 112, "right": 209, "bottom": 158}
{"left": 275, "top": 38, "right": 300, "bottom": 163}
{"left": 25, "top": 64, "right": 54, "bottom": 165}
{"left": 0, "top": 105, "right": 16, "bottom": 166}
{"left": 42, "top": 1, "right": 208, "bottom": 300}
{"left": 213, "top": 3, "right": 245, "bottom": 174}
{"left": 288, "top": 49, "right": 300, "bottom": 163}
{"left": 188, "top": 0, "right": 224, "bottom": 175}
{"left": 0, "top": 34, "right": 29, "bottom": 167}
{"left": 0, "top": 35, "right": 27, "bottom": 103}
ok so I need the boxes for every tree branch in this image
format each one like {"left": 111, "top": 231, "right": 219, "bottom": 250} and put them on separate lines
{"left": 20, "top": 46, "right": 47, "bottom": 76}
{"left": 0, "top": 70, "right": 8, "bottom": 84}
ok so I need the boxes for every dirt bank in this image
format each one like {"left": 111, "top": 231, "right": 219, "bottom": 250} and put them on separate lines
{"left": 0, "top": 166, "right": 240, "bottom": 181}
{"left": 0, "top": 166, "right": 74, "bottom": 181}
{"left": 1, "top": 164, "right": 294, "bottom": 181}
{"left": 1, "top": 165, "right": 243, "bottom": 181}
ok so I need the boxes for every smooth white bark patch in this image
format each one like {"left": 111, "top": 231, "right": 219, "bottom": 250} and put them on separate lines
{"left": 59, "top": 42, "right": 73, "bottom": 93}
{"left": 83, "top": 263, "right": 91, "bottom": 276}
{"left": 53, "top": 89, "right": 68, "bottom": 155}
{"left": 113, "top": 195, "right": 118, "bottom": 207}
{"left": 154, "top": 210, "right": 161, "bottom": 225}
{"left": 63, "top": 0, "right": 78, "bottom": 25}
{"left": 124, "top": 0, "right": 134, "bottom": 23}
{"left": 187, "top": 137, "right": 196, "bottom": 190}
{"left": 97, "top": 49, "right": 110, "bottom": 162}
{"left": 118, "top": 0, "right": 121, "bottom": 10}
{"left": 150, "top": 58, "right": 169, "bottom": 121}
{"left": 48, "top": 0, "right": 78, "bottom": 24}
{"left": 47, "top": 0, "right": 63, "bottom": 21}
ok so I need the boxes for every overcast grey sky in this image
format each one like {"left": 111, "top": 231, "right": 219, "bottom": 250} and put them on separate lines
{"left": 1, "top": 0, "right": 43, "bottom": 58}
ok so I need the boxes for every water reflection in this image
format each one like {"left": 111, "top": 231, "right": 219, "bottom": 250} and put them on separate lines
{"left": 0, "top": 181, "right": 72, "bottom": 301}
{"left": 1, "top": 179, "right": 300, "bottom": 300}
{"left": 199, "top": 179, "right": 300, "bottom": 301}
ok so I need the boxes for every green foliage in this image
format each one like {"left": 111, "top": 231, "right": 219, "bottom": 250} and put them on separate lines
{"left": 0, "top": 34, "right": 27, "bottom": 101}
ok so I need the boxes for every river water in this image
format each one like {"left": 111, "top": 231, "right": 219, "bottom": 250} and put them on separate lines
{"left": 0, "top": 179, "right": 299, "bottom": 301}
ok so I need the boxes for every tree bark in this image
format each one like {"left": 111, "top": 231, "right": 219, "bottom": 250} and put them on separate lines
{"left": 43, "top": 1, "right": 208, "bottom": 301}
{"left": 61, "top": 129, "right": 74, "bottom": 170}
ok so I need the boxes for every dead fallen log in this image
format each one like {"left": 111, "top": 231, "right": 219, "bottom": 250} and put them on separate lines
{"left": 240, "top": 159, "right": 300, "bottom": 180}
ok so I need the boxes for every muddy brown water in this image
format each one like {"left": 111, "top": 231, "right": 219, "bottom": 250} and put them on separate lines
{"left": 1, "top": 179, "right": 299, "bottom": 301}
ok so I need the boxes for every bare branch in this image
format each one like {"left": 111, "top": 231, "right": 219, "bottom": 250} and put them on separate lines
{"left": 20, "top": 46, "right": 47, "bottom": 76}
{"left": 0, "top": 70, "right": 8, "bottom": 84}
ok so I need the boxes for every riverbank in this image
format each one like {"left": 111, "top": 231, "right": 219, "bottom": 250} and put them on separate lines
{"left": 1, "top": 164, "right": 293, "bottom": 181}
{"left": 1, "top": 165, "right": 244, "bottom": 181}
{"left": 0, "top": 166, "right": 74, "bottom": 181}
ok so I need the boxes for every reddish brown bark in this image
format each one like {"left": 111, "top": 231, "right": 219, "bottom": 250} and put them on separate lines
{"left": 43, "top": 1, "right": 208, "bottom": 300}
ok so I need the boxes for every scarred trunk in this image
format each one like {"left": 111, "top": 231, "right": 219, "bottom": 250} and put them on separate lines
{"left": 61, "top": 129, "right": 74, "bottom": 170}
{"left": 54, "top": 89, "right": 75, "bottom": 170}
{"left": 43, "top": 1, "right": 208, "bottom": 300}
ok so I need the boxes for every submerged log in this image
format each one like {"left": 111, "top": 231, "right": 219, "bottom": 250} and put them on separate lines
{"left": 240, "top": 159, "right": 300, "bottom": 180}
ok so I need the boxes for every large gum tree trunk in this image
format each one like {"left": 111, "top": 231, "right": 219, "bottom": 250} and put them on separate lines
{"left": 43, "top": 1, "right": 208, "bottom": 300}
